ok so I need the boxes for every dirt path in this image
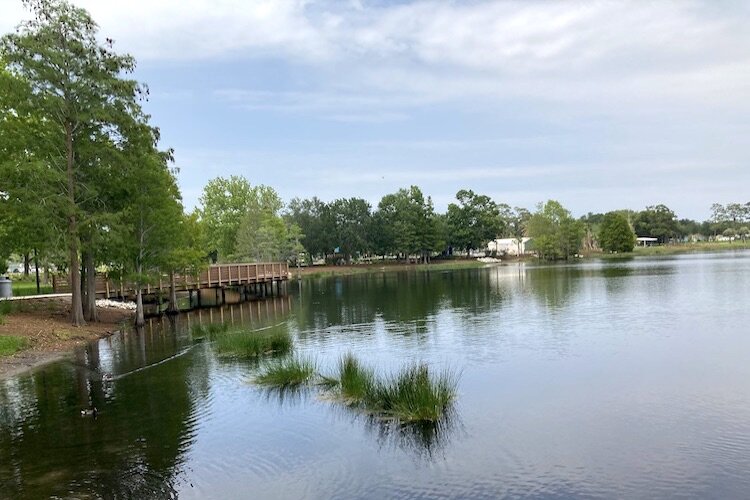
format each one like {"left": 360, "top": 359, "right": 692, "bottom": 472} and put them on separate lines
{"left": 0, "top": 297, "right": 133, "bottom": 380}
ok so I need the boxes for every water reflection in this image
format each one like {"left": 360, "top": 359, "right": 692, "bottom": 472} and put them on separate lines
{"left": 0, "top": 296, "right": 291, "bottom": 499}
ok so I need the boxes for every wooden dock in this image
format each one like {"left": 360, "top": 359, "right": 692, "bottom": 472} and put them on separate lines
{"left": 52, "top": 262, "right": 290, "bottom": 299}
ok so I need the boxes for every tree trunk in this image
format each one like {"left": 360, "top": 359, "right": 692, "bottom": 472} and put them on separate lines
{"left": 135, "top": 288, "right": 145, "bottom": 327}
{"left": 83, "top": 250, "right": 98, "bottom": 322}
{"left": 23, "top": 253, "right": 30, "bottom": 276}
{"left": 34, "top": 248, "right": 40, "bottom": 294}
{"left": 166, "top": 270, "right": 179, "bottom": 314}
{"left": 66, "top": 121, "right": 85, "bottom": 326}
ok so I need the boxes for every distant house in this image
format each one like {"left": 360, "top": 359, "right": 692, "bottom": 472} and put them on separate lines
{"left": 636, "top": 237, "right": 658, "bottom": 247}
{"left": 487, "top": 237, "right": 533, "bottom": 256}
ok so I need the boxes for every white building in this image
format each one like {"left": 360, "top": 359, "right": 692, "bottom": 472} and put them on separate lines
{"left": 487, "top": 237, "right": 533, "bottom": 256}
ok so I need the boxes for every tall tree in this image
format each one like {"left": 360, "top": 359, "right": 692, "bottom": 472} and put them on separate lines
{"left": 285, "top": 197, "right": 334, "bottom": 261}
{"left": 598, "top": 212, "right": 636, "bottom": 253}
{"left": 446, "top": 189, "right": 501, "bottom": 255}
{"left": 376, "top": 186, "right": 440, "bottom": 262}
{"left": 633, "top": 204, "right": 678, "bottom": 244}
{"left": 526, "top": 200, "right": 584, "bottom": 260}
{"left": 2, "top": 0, "right": 147, "bottom": 325}
{"left": 329, "top": 198, "right": 372, "bottom": 263}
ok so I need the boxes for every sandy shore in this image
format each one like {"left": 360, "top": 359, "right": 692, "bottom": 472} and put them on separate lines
{"left": 0, "top": 297, "right": 132, "bottom": 380}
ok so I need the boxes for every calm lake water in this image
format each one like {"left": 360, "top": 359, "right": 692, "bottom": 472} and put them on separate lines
{"left": 2, "top": 252, "right": 750, "bottom": 499}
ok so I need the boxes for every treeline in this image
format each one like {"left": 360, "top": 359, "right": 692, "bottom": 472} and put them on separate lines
{"left": 0, "top": 0, "right": 204, "bottom": 326}
{"left": 196, "top": 175, "right": 750, "bottom": 266}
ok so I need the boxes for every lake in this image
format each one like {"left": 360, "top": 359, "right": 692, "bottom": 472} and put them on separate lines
{"left": 2, "top": 252, "right": 750, "bottom": 499}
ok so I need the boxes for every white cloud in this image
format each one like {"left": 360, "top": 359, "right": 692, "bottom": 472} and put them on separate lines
{"left": 4, "top": 0, "right": 748, "bottom": 115}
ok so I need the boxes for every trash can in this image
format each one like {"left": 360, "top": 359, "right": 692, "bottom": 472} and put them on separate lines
{"left": 0, "top": 276, "right": 12, "bottom": 299}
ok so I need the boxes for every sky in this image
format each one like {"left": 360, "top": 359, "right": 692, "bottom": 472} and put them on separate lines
{"left": 2, "top": 0, "right": 749, "bottom": 220}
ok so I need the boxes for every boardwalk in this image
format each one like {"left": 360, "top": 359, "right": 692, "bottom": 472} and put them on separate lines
{"left": 52, "top": 262, "right": 290, "bottom": 299}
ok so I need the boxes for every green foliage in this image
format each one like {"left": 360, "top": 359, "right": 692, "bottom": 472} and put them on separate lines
{"left": 199, "top": 176, "right": 288, "bottom": 261}
{"left": 329, "top": 198, "right": 372, "bottom": 262}
{"left": 214, "top": 328, "right": 293, "bottom": 358}
{"left": 255, "top": 356, "right": 317, "bottom": 387}
{"left": 234, "top": 211, "right": 303, "bottom": 263}
{"left": 446, "top": 189, "right": 502, "bottom": 253}
{"left": 285, "top": 197, "right": 334, "bottom": 260}
{"left": 633, "top": 204, "right": 678, "bottom": 243}
{"left": 526, "top": 200, "right": 584, "bottom": 260}
{"left": 0, "top": 335, "right": 29, "bottom": 357}
{"left": 376, "top": 186, "right": 441, "bottom": 260}
{"left": 598, "top": 212, "right": 636, "bottom": 253}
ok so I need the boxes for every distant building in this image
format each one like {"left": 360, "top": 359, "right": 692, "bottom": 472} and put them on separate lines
{"left": 488, "top": 237, "right": 533, "bottom": 256}
{"left": 636, "top": 237, "right": 658, "bottom": 247}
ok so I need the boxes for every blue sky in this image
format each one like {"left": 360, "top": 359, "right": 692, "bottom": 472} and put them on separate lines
{"left": 2, "top": 0, "right": 749, "bottom": 219}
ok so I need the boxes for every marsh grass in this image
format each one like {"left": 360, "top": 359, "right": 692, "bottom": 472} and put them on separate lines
{"left": 214, "top": 328, "right": 293, "bottom": 358}
{"left": 191, "top": 322, "right": 229, "bottom": 339}
{"left": 335, "top": 353, "right": 376, "bottom": 403}
{"left": 0, "top": 335, "right": 29, "bottom": 357}
{"left": 324, "top": 354, "right": 458, "bottom": 423}
{"left": 255, "top": 356, "right": 316, "bottom": 387}
{"left": 366, "top": 363, "right": 458, "bottom": 423}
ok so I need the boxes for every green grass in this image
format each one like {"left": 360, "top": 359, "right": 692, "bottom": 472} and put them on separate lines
{"left": 0, "top": 336, "right": 30, "bottom": 357}
{"left": 214, "top": 328, "right": 293, "bottom": 358}
{"left": 324, "top": 354, "right": 459, "bottom": 423}
{"left": 333, "top": 352, "right": 376, "bottom": 403}
{"left": 365, "top": 363, "right": 458, "bottom": 423}
{"left": 255, "top": 356, "right": 316, "bottom": 387}
{"left": 296, "top": 259, "right": 487, "bottom": 279}
{"left": 10, "top": 281, "right": 54, "bottom": 297}
{"left": 191, "top": 321, "right": 230, "bottom": 339}
{"left": 589, "top": 241, "right": 750, "bottom": 259}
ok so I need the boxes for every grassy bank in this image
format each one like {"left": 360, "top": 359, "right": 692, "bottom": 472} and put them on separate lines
{"left": 0, "top": 336, "right": 29, "bottom": 357}
{"left": 588, "top": 241, "right": 750, "bottom": 259}
{"left": 293, "top": 259, "right": 487, "bottom": 279}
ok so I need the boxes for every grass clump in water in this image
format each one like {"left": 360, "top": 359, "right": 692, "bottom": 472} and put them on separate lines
{"left": 191, "top": 322, "right": 229, "bottom": 339}
{"left": 255, "top": 356, "right": 316, "bottom": 387}
{"left": 324, "top": 354, "right": 458, "bottom": 423}
{"left": 333, "top": 353, "right": 376, "bottom": 403}
{"left": 366, "top": 363, "right": 458, "bottom": 423}
{"left": 214, "top": 328, "right": 292, "bottom": 358}
{"left": 0, "top": 336, "right": 29, "bottom": 357}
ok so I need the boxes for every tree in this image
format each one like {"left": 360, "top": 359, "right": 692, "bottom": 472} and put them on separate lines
{"left": 375, "top": 186, "right": 440, "bottom": 262}
{"left": 526, "top": 200, "right": 584, "bottom": 260}
{"left": 598, "top": 212, "right": 636, "bottom": 253}
{"left": 198, "top": 176, "right": 256, "bottom": 261}
{"left": 198, "top": 176, "right": 285, "bottom": 262}
{"left": 446, "top": 190, "right": 501, "bottom": 255}
{"left": 633, "top": 205, "right": 678, "bottom": 244}
{"left": 2, "top": 0, "right": 148, "bottom": 325}
{"left": 234, "top": 213, "right": 303, "bottom": 262}
{"left": 285, "top": 197, "right": 334, "bottom": 260}
{"left": 329, "top": 198, "right": 372, "bottom": 263}
{"left": 114, "top": 132, "right": 182, "bottom": 327}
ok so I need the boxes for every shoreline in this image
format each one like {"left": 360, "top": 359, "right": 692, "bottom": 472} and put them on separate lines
{"left": 0, "top": 297, "right": 132, "bottom": 381}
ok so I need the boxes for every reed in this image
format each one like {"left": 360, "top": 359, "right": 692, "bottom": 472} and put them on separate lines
{"left": 365, "top": 363, "right": 458, "bottom": 423}
{"left": 214, "top": 328, "right": 293, "bottom": 358}
{"left": 335, "top": 353, "right": 376, "bottom": 403}
{"left": 191, "top": 322, "right": 229, "bottom": 339}
{"left": 255, "top": 356, "right": 316, "bottom": 387}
